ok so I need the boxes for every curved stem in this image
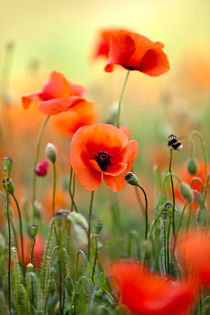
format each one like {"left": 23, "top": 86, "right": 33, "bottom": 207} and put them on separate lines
{"left": 88, "top": 191, "right": 94, "bottom": 260}
{"left": 169, "top": 149, "right": 176, "bottom": 236}
{"left": 68, "top": 167, "right": 79, "bottom": 213}
{"left": 134, "top": 186, "right": 145, "bottom": 218}
{"left": 186, "top": 203, "right": 192, "bottom": 233}
{"left": 52, "top": 162, "right": 56, "bottom": 217}
{"left": 32, "top": 115, "right": 50, "bottom": 222}
{"left": 4, "top": 170, "right": 11, "bottom": 312}
{"left": 162, "top": 172, "right": 181, "bottom": 195}
{"left": 190, "top": 131, "right": 208, "bottom": 178}
{"left": 12, "top": 194, "right": 25, "bottom": 274}
{"left": 137, "top": 184, "right": 148, "bottom": 239}
{"left": 116, "top": 70, "right": 130, "bottom": 128}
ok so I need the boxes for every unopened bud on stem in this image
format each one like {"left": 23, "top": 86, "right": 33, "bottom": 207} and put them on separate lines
{"left": 46, "top": 143, "right": 57, "bottom": 163}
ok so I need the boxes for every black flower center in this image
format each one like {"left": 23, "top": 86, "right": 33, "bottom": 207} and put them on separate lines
{"left": 95, "top": 151, "right": 111, "bottom": 171}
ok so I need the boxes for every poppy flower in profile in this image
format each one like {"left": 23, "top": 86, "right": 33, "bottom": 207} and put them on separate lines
{"left": 103, "top": 29, "right": 169, "bottom": 76}
{"left": 176, "top": 230, "right": 210, "bottom": 287}
{"left": 108, "top": 260, "right": 198, "bottom": 315}
{"left": 70, "top": 123, "right": 138, "bottom": 192}
{"left": 53, "top": 99, "right": 96, "bottom": 136}
{"left": 93, "top": 28, "right": 119, "bottom": 59}
{"left": 22, "top": 71, "right": 88, "bottom": 115}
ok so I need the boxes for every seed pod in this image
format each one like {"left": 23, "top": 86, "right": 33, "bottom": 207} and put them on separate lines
{"left": 124, "top": 172, "right": 139, "bottom": 186}
{"left": 187, "top": 157, "right": 197, "bottom": 175}
{"left": 179, "top": 182, "right": 194, "bottom": 204}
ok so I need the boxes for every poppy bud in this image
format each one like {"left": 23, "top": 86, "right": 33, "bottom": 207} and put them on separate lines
{"left": 68, "top": 211, "right": 88, "bottom": 230}
{"left": 196, "top": 207, "right": 208, "bottom": 228}
{"left": 179, "top": 182, "right": 194, "bottom": 204}
{"left": 46, "top": 143, "right": 57, "bottom": 163}
{"left": 27, "top": 263, "right": 34, "bottom": 271}
{"left": 161, "top": 208, "right": 168, "bottom": 220}
{"left": 93, "top": 220, "right": 104, "bottom": 235}
{"left": 34, "top": 160, "right": 49, "bottom": 176}
{"left": 49, "top": 279, "right": 56, "bottom": 297}
{"left": 2, "top": 156, "right": 13, "bottom": 177}
{"left": 65, "top": 276, "right": 73, "bottom": 297}
{"left": 2, "top": 178, "right": 14, "bottom": 195}
{"left": 30, "top": 225, "right": 38, "bottom": 238}
{"left": 187, "top": 157, "right": 197, "bottom": 175}
{"left": 124, "top": 172, "right": 139, "bottom": 186}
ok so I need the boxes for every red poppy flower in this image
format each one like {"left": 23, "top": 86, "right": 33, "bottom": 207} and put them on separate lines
{"left": 18, "top": 235, "right": 44, "bottom": 267}
{"left": 108, "top": 260, "right": 198, "bottom": 315}
{"left": 54, "top": 99, "right": 96, "bottom": 136}
{"left": 176, "top": 230, "right": 210, "bottom": 287}
{"left": 174, "top": 161, "right": 209, "bottom": 212}
{"left": 93, "top": 28, "right": 119, "bottom": 59}
{"left": 21, "top": 71, "right": 88, "bottom": 115}
{"left": 70, "top": 123, "right": 138, "bottom": 192}
{"left": 103, "top": 29, "right": 169, "bottom": 76}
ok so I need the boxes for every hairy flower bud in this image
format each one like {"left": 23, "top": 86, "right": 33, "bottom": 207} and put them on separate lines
{"left": 2, "top": 178, "right": 14, "bottom": 195}
{"left": 179, "top": 182, "right": 194, "bottom": 204}
{"left": 30, "top": 225, "right": 38, "bottom": 238}
{"left": 124, "top": 172, "right": 139, "bottom": 186}
{"left": 45, "top": 143, "right": 57, "bottom": 163}
{"left": 187, "top": 157, "right": 197, "bottom": 175}
{"left": 68, "top": 212, "right": 88, "bottom": 230}
{"left": 35, "top": 160, "right": 49, "bottom": 176}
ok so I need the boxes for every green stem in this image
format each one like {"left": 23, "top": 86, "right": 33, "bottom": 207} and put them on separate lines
{"left": 91, "top": 235, "right": 98, "bottom": 281}
{"left": 190, "top": 131, "right": 208, "bottom": 178}
{"left": 12, "top": 194, "right": 25, "bottom": 274}
{"left": 116, "top": 70, "right": 130, "bottom": 128}
{"left": 71, "top": 173, "right": 76, "bottom": 212}
{"left": 31, "top": 237, "right": 36, "bottom": 265}
{"left": 162, "top": 172, "right": 181, "bottom": 194}
{"left": 201, "top": 175, "right": 210, "bottom": 209}
{"left": 137, "top": 184, "right": 148, "bottom": 239}
{"left": 169, "top": 149, "right": 176, "bottom": 236}
{"left": 167, "top": 215, "right": 171, "bottom": 274}
{"left": 68, "top": 167, "right": 79, "bottom": 212}
{"left": 173, "top": 202, "right": 188, "bottom": 252}
{"left": 12, "top": 248, "right": 20, "bottom": 315}
{"left": 186, "top": 204, "right": 192, "bottom": 233}
{"left": 4, "top": 170, "right": 11, "bottom": 313}
{"left": 32, "top": 115, "right": 50, "bottom": 222}
{"left": 163, "top": 219, "right": 167, "bottom": 275}
{"left": 134, "top": 186, "right": 145, "bottom": 218}
{"left": 59, "top": 228, "right": 63, "bottom": 315}
{"left": 88, "top": 191, "right": 94, "bottom": 260}
{"left": 52, "top": 162, "right": 56, "bottom": 216}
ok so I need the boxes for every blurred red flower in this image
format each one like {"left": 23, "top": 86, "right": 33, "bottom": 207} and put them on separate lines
{"left": 53, "top": 99, "right": 96, "bottom": 136}
{"left": 93, "top": 28, "right": 119, "bottom": 59}
{"left": 96, "top": 29, "right": 169, "bottom": 76}
{"left": 108, "top": 260, "right": 198, "bottom": 315}
{"left": 18, "top": 234, "right": 44, "bottom": 267}
{"left": 70, "top": 123, "right": 138, "bottom": 192}
{"left": 176, "top": 230, "right": 210, "bottom": 287}
{"left": 22, "top": 71, "right": 88, "bottom": 115}
{"left": 174, "top": 161, "right": 209, "bottom": 212}
{"left": 35, "top": 159, "right": 49, "bottom": 176}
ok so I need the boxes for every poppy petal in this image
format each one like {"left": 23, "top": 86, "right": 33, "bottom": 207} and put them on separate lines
{"left": 70, "top": 126, "right": 102, "bottom": 191}
{"left": 22, "top": 92, "right": 41, "bottom": 109}
{"left": 103, "top": 140, "right": 138, "bottom": 192}
{"left": 37, "top": 96, "right": 84, "bottom": 115}
{"left": 139, "top": 47, "right": 170, "bottom": 76}
{"left": 89, "top": 159, "right": 127, "bottom": 176}
{"left": 69, "top": 81, "right": 88, "bottom": 96}
{"left": 42, "top": 71, "right": 71, "bottom": 98}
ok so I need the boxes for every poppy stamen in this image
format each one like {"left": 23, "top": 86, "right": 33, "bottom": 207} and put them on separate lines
{"left": 95, "top": 151, "right": 111, "bottom": 171}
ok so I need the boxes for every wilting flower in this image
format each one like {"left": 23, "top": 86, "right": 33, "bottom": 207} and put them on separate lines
{"left": 22, "top": 71, "right": 88, "bottom": 115}
{"left": 34, "top": 160, "right": 49, "bottom": 176}
{"left": 108, "top": 260, "right": 198, "bottom": 315}
{"left": 54, "top": 99, "right": 96, "bottom": 136}
{"left": 70, "top": 123, "right": 138, "bottom": 192}
{"left": 176, "top": 230, "right": 210, "bottom": 287}
{"left": 99, "top": 29, "right": 169, "bottom": 76}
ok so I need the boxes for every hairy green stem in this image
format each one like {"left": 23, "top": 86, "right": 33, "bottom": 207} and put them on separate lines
{"left": 12, "top": 194, "right": 25, "bottom": 274}
{"left": 52, "top": 162, "right": 56, "bottom": 216}
{"left": 88, "top": 191, "right": 94, "bottom": 260}
{"left": 91, "top": 235, "right": 98, "bottom": 281}
{"left": 169, "top": 149, "right": 176, "bottom": 236}
{"left": 32, "top": 115, "right": 50, "bottom": 222}
{"left": 12, "top": 248, "right": 21, "bottom": 315}
{"left": 137, "top": 184, "right": 148, "bottom": 239}
{"left": 116, "top": 70, "right": 130, "bottom": 128}
{"left": 68, "top": 167, "right": 79, "bottom": 212}
{"left": 31, "top": 237, "right": 36, "bottom": 266}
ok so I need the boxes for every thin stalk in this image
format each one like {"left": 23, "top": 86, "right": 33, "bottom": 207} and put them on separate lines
{"left": 137, "top": 184, "right": 148, "bottom": 239}
{"left": 186, "top": 204, "right": 192, "bottom": 233}
{"left": 52, "top": 162, "right": 56, "bottom": 216}
{"left": 32, "top": 115, "right": 50, "bottom": 221}
{"left": 68, "top": 167, "right": 79, "bottom": 213}
{"left": 173, "top": 202, "right": 188, "bottom": 252}
{"left": 167, "top": 215, "right": 171, "bottom": 274}
{"left": 116, "top": 70, "right": 130, "bottom": 128}
{"left": 201, "top": 175, "right": 210, "bottom": 209}
{"left": 11, "top": 221, "right": 18, "bottom": 252}
{"left": 163, "top": 219, "right": 167, "bottom": 275}
{"left": 71, "top": 173, "right": 76, "bottom": 212}
{"left": 134, "top": 186, "right": 145, "bottom": 218}
{"left": 59, "top": 228, "right": 63, "bottom": 315}
{"left": 12, "top": 194, "right": 25, "bottom": 274}
{"left": 31, "top": 237, "right": 36, "bottom": 265}
{"left": 12, "top": 248, "right": 21, "bottom": 315}
{"left": 190, "top": 131, "right": 208, "bottom": 178}
{"left": 88, "top": 191, "right": 94, "bottom": 260}
{"left": 4, "top": 170, "right": 11, "bottom": 312}
{"left": 91, "top": 235, "right": 98, "bottom": 281}
{"left": 169, "top": 149, "right": 176, "bottom": 236}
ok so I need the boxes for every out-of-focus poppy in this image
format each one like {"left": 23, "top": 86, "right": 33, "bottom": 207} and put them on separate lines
{"left": 53, "top": 99, "right": 96, "bottom": 136}
{"left": 18, "top": 234, "right": 44, "bottom": 267}
{"left": 70, "top": 123, "right": 138, "bottom": 192}
{"left": 176, "top": 230, "right": 210, "bottom": 287}
{"left": 22, "top": 71, "right": 88, "bottom": 115}
{"left": 108, "top": 260, "right": 198, "bottom": 315}
{"left": 93, "top": 28, "right": 119, "bottom": 59}
{"left": 174, "top": 161, "right": 209, "bottom": 211}
{"left": 35, "top": 159, "right": 49, "bottom": 176}
{"left": 103, "top": 29, "right": 169, "bottom": 76}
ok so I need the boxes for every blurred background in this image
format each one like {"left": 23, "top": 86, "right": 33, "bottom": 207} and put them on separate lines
{"left": 0, "top": 0, "right": 209, "bottom": 238}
